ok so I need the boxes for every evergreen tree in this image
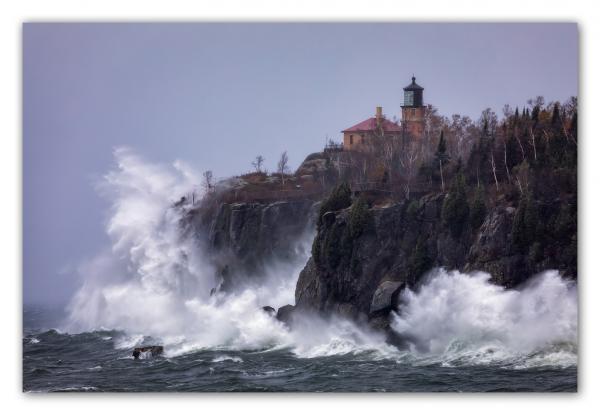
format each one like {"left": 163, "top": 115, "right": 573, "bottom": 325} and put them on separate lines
{"left": 435, "top": 130, "right": 449, "bottom": 164}
{"left": 317, "top": 182, "right": 352, "bottom": 229}
{"left": 570, "top": 111, "right": 577, "bottom": 138}
{"left": 348, "top": 195, "right": 373, "bottom": 238}
{"left": 406, "top": 238, "right": 432, "bottom": 285}
{"left": 551, "top": 102, "right": 561, "bottom": 126}
{"left": 469, "top": 186, "right": 487, "bottom": 229}
{"left": 531, "top": 105, "right": 540, "bottom": 123}
{"left": 512, "top": 192, "right": 539, "bottom": 252}
{"left": 442, "top": 172, "right": 470, "bottom": 238}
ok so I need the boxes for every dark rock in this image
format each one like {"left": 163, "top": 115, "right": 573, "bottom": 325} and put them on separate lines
{"left": 369, "top": 281, "right": 406, "bottom": 316}
{"left": 295, "top": 152, "right": 329, "bottom": 176}
{"left": 322, "top": 211, "right": 336, "bottom": 227}
{"left": 262, "top": 306, "right": 276, "bottom": 316}
{"left": 275, "top": 304, "right": 296, "bottom": 327}
{"left": 182, "top": 198, "right": 317, "bottom": 290}
{"left": 295, "top": 191, "right": 576, "bottom": 333}
{"left": 132, "top": 346, "right": 163, "bottom": 359}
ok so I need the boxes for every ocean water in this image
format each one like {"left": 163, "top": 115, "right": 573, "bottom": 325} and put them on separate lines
{"left": 23, "top": 293, "right": 577, "bottom": 393}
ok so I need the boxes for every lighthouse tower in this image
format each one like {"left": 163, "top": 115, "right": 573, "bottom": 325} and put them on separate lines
{"left": 401, "top": 76, "right": 425, "bottom": 138}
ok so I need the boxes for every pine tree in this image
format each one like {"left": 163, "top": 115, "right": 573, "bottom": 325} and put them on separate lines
{"left": 442, "top": 172, "right": 470, "bottom": 238}
{"left": 512, "top": 192, "right": 539, "bottom": 252}
{"left": 317, "top": 182, "right": 352, "bottom": 229}
{"left": 505, "top": 134, "right": 520, "bottom": 171}
{"left": 570, "top": 111, "right": 577, "bottom": 139}
{"left": 551, "top": 102, "right": 560, "bottom": 126}
{"left": 348, "top": 195, "right": 373, "bottom": 238}
{"left": 406, "top": 238, "right": 432, "bottom": 285}
{"left": 531, "top": 105, "right": 540, "bottom": 123}
{"left": 470, "top": 185, "right": 487, "bottom": 229}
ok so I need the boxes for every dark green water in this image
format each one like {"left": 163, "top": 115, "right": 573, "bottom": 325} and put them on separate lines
{"left": 23, "top": 306, "right": 577, "bottom": 392}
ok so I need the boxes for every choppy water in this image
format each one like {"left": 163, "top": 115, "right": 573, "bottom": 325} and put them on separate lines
{"left": 23, "top": 305, "right": 577, "bottom": 392}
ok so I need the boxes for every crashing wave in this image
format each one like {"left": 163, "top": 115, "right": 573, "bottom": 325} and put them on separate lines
{"left": 65, "top": 149, "right": 577, "bottom": 368}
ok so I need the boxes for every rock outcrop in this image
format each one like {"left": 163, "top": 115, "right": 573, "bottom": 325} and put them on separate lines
{"left": 295, "top": 192, "right": 577, "bottom": 332}
{"left": 182, "top": 198, "right": 319, "bottom": 290}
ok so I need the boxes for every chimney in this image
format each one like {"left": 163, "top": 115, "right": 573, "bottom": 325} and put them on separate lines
{"left": 376, "top": 106, "right": 383, "bottom": 125}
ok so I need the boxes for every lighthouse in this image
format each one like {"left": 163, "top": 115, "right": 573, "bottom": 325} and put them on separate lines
{"left": 401, "top": 76, "right": 425, "bottom": 138}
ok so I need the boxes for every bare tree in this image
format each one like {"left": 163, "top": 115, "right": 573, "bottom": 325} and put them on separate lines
{"left": 202, "top": 170, "right": 214, "bottom": 194}
{"left": 498, "top": 123, "right": 513, "bottom": 185}
{"left": 251, "top": 155, "right": 265, "bottom": 173}
{"left": 277, "top": 151, "right": 290, "bottom": 187}
{"left": 514, "top": 160, "right": 530, "bottom": 195}
{"left": 529, "top": 126, "right": 538, "bottom": 161}
{"left": 382, "top": 135, "right": 398, "bottom": 181}
{"left": 399, "top": 143, "right": 419, "bottom": 199}
{"left": 490, "top": 147, "right": 499, "bottom": 191}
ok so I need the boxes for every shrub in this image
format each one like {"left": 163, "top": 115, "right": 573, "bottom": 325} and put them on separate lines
{"left": 406, "top": 200, "right": 419, "bottom": 222}
{"left": 317, "top": 182, "right": 352, "bottom": 229}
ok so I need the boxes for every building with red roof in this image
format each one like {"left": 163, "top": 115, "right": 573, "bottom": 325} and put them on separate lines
{"left": 341, "top": 76, "right": 425, "bottom": 151}
{"left": 342, "top": 107, "right": 401, "bottom": 151}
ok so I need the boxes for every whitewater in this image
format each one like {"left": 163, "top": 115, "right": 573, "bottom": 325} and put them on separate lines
{"left": 23, "top": 148, "right": 578, "bottom": 392}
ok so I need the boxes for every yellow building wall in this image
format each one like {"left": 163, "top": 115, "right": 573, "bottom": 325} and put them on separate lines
{"left": 343, "top": 132, "right": 368, "bottom": 151}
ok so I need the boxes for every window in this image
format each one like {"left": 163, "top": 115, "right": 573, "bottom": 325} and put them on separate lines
{"left": 349, "top": 135, "right": 354, "bottom": 145}
{"left": 404, "top": 90, "right": 414, "bottom": 106}
{"left": 412, "top": 108, "right": 416, "bottom": 117}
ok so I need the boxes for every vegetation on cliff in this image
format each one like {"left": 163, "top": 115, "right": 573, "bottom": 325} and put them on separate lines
{"left": 302, "top": 96, "right": 577, "bottom": 310}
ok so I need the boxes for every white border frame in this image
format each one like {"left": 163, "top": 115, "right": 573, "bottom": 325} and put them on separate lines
{"left": 2, "top": 0, "right": 597, "bottom": 413}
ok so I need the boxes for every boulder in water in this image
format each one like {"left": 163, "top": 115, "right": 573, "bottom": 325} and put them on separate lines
{"left": 276, "top": 304, "right": 296, "bottom": 327}
{"left": 261, "top": 306, "right": 276, "bottom": 316}
{"left": 369, "top": 281, "right": 406, "bottom": 317}
{"left": 132, "top": 346, "right": 163, "bottom": 359}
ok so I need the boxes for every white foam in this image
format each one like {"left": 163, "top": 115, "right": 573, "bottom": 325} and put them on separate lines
{"left": 65, "top": 148, "right": 307, "bottom": 355}
{"left": 212, "top": 355, "right": 243, "bottom": 363}
{"left": 114, "top": 334, "right": 144, "bottom": 349}
{"left": 391, "top": 268, "right": 578, "bottom": 367}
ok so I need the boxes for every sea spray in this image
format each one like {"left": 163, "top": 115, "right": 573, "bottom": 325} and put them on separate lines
{"left": 65, "top": 148, "right": 578, "bottom": 367}
{"left": 390, "top": 268, "right": 578, "bottom": 367}
{"left": 66, "top": 148, "right": 310, "bottom": 353}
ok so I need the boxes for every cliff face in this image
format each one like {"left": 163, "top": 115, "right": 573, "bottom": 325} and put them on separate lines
{"left": 294, "top": 192, "right": 576, "bottom": 327}
{"left": 183, "top": 198, "right": 319, "bottom": 290}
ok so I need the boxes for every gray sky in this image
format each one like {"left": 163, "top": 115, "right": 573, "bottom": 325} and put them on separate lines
{"left": 23, "top": 23, "right": 578, "bottom": 305}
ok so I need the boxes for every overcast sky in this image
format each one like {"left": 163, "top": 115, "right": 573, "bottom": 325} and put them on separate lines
{"left": 23, "top": 23, "right": 578, "bottom": 305}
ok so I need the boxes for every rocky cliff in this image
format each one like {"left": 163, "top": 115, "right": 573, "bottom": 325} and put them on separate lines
{"left": 182, "top": 198, "right": 319, "bottom": 290}
{"left": 294, "top": 190, "right": 576, "bottom": 337}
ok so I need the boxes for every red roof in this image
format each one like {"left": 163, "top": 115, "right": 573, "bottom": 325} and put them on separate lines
{"left": 342, "top": 117, "right": 402, "bottom": 133}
